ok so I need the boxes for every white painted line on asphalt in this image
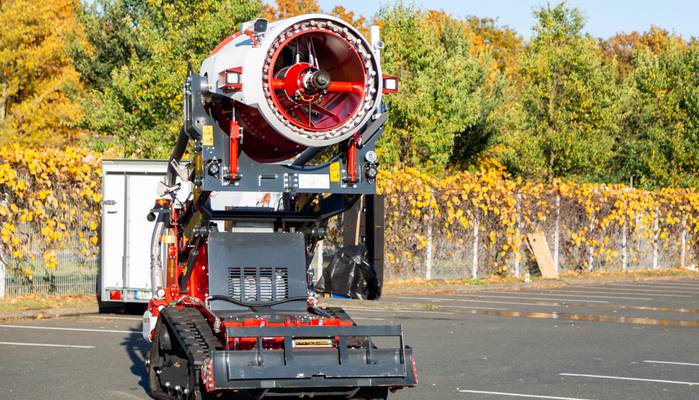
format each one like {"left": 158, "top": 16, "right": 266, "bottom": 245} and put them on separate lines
{"left": 560, "top": 373, "right": 699, "bottom": 386}
{"left": 0, "top": 324, "right": 134, "bottom": 334}
{"left": 457, "top": 389, "right": 597, "bottom": 400}
{"left": 604, "top": 283, "right": 698, "bottom": 292}
{"left": 351, "top": 317, "right": 386, "bottom": 321}
{"left": 395, "top": 296, "right": 562, "bottom": 308}
{"left": 0, "top": 341, "right": 94, "bottom": 349}
{"left": 88, "top": 316, "right": 143, "bottom": 321}
{"left": 340, "top": 307, "right": 453, "bottom": 315}
{"left": 459, "top": 294, "right": 610, "bottom": 304}
{"left": 517, "top": 292, "right": 654, "bottom": 301}
{"left": 640, "top": 281, "right": 699, "bottom": 287}
{"left": 602, "top": 285, "right": 699, "bottom": 294}
{"left": 644, "top": 360, "right": 699, "bottom": 367}
{"left": 546, "top": 288, "right": 691, "bottom": 298}
{"left": 438, "top": 305, "right": 506, "bottom": 311}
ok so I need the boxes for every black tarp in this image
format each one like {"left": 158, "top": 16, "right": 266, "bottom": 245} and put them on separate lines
{"left": 315, "top": 245, "right": 381, "bottom": 300}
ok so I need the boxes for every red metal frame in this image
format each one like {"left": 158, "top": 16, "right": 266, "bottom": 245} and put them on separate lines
{"left": 382, "top": 74, "right": 399, "bottom": 94}
{"left": 219, "top": 67, "right": 243, "bottom": 92}
{"left": 266, "top": 29, "right": 367, "bottom": 131}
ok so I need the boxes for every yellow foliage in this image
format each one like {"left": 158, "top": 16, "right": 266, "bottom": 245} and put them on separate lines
{"left": 0, "top": 0, "right": 85, "bottom": 146}
{"left": 0, "top": 145, "right": 101, "bottom": 274}
{"left": 379, "top": 168, "right": 699, "bottom": 276}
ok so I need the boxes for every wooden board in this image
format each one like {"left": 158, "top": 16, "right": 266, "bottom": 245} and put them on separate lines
{"left": 526, "top": 232, "right": 559, "bottom": 279}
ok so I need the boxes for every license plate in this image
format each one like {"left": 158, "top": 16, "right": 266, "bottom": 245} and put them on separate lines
{"left": 292, "top": 338, "right": 334, "bottom": 348}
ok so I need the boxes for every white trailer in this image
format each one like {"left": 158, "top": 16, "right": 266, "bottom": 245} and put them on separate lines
{"left": 98, "top": 159, "right": 277, "bottom": 311}
{"left": 98, "top": 159, "right": 185, "bottom": 311}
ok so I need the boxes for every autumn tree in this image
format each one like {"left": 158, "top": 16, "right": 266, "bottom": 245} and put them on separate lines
{"left": 600, "top": 26, "right": 686, "bottom": 77}
{"left": 499, "top": 2, "right": 621, "bottom": 180}
{"left": 264, "top": 0, "right": 319, "bottom": 21}
{"left": 616, "top": 41, "right": 699, "bottom": 188}
{"left": 377, "top": 4, "right": 500, "bottom": 172}
{"left": 329, "top": 6, "right": 368, "bottom": 36}
{"left": 0, "top": 0, "right": 84, "bottom": 146}
{"left": 466, "top": 17, "right": 523, "bottom": 73}
{"left": 74, "top": 0, "right": 261, "bottom": 157}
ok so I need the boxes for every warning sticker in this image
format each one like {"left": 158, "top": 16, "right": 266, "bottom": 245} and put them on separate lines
{"left": 329, "top": 161, "right": 341, "bottom": 182}
{"left": 202, "top": 125, "right": 214, "bottom": 146}
{"left": 298, "top": 174, "right": 330, "bottom": 189}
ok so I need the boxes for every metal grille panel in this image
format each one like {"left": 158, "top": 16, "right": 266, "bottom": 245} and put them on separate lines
{"left": 228, "top": 267, "right": 288, "bottom": 302}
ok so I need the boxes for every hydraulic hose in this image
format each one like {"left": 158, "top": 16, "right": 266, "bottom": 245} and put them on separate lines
{"left": 166, "top": 127, "right": 189, "bottom": 186}
{"left": 149, "top": 217, "right": 165, "bottom": 298}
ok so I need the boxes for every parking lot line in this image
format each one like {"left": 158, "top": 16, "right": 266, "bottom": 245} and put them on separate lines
{"left": 644, "top": 360, "right": 699, "bottom": 367}
{"left": 588, "top": 286, "right": 698, "bottom": 295}
{"left": 437, "top": 305, "right": 507, "bottom": 311}
{"left": 87, "top": 315, "right": 143, "bottom": 321}
{"left": 340, "top": 307, "right": 453, "bottom": 315}
{"left": 0, "top": 324, "right": 134, "bottom": 334}
{"left": 394, "top": 296, "right": 563, "bottom": 307}
{"left": 515, "top": 292, "right": 654, "bottom": 301}
{"left": 457, "top": 389, "right": 597, "bottom": 399}
{"left": 543, "top": 288, "right": 692, "bottom": 298}
{"left": 0, "top": 341, "right": 95, "bottom": 349}
{"left": 604, "top": 283, "right": 699, "bottom": 292}
{"left": 643, "top": 281, "right": 699, "bottom": 287}
{"left": 458, "top": 294, "right": 610, "bottom": 304}
{"left": 350, "top": 316, "right": 386, "bottom": 321}
{"left": 559, "top": 373, "right": 699, "bottom": 386}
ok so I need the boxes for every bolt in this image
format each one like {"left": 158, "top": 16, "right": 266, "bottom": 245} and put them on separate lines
{"left": 165, "top": 382, "right": 171, "bottom": 388}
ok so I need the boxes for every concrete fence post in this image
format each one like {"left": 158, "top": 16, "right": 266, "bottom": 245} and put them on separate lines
{"left": 554, "top": 194, "right": 561, "bottom": 274}
{"left": 621, "top": 219, "right": 628, "bottom": 272}
{"left": 587, "top": 219, "right": 595, "bottom": 272}
{"left": 0, "top": 259, "right": 5, "bottom": 299}
{"left": 514, "top": 194, "right": 521, "bottom": 277}
{"left": 681, "top": 216, "right": 687, "bottom": 269}
{"left": 652, "top": 208, "right": 659, "bottom": 270}
{"left": 472, "top": 212, "right": 480, "bottom": 279}
{"left": 425, "top": 199, "right": 434, "bottom": 280}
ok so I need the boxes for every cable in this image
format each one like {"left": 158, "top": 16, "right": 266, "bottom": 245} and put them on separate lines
{"left": 207, "top": 295, "right": 308, "bottom": 310}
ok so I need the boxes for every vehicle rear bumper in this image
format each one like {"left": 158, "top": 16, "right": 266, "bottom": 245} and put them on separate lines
{"left": 204, "top": 324, "right": 417, "bottom": 392}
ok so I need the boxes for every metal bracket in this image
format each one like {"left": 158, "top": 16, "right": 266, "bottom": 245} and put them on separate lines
{"left": 157, "top": 181, "right": 181, "bottom": 197}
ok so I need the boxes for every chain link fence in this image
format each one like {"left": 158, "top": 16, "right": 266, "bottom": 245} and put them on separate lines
{"left": 384, "top": 194, "right": 698, "bottom": 281}
{"left": 0, "top": 224, "right": 97, "bottom": 297}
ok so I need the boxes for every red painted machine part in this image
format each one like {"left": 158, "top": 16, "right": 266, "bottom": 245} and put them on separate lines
{"left": 209, "top": 32, "right": 242, "bottom": 56}
{"left": 229, "top": 120, "right": 240, "bottom": 180}
{"left": 187, "top": 243, "right": 209, "bottom": 301}
{"left": 266, "top": 29, "right": 367, "bottom": 132}
{"left": 224, "top": 317, "right": 354, "bottom": 351}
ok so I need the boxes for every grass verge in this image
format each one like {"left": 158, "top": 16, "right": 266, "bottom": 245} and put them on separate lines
{"left": 0, "top": 294, "right": 96, "bottom": 314}
{"left": 383, "top": 267, "right": 699, "bottom": 293}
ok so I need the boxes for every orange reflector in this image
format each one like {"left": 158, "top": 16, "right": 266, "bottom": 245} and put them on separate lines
{"left": 155, "top": 198, "right": 171, "bottom": 207}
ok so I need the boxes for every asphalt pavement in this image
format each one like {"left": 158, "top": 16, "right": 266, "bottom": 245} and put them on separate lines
{"left": 1, "top": 279, "right": 698, "bottom": 400}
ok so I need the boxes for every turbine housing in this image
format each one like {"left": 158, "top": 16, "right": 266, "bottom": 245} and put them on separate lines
{"left": 200, "top": 14, "right": 383, "bottom": 162}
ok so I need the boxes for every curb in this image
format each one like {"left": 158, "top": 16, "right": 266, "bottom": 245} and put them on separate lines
{"left": 0, "top": 306, "right": 98, "bottom": 321}
{"left": 384, "top": 273, "right": 699, "bottom": 296}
